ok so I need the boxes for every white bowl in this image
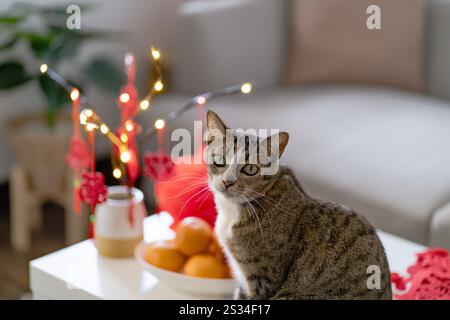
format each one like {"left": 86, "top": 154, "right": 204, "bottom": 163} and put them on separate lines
{"left": 135, "top": 241, "right": 237, "bottom": 297}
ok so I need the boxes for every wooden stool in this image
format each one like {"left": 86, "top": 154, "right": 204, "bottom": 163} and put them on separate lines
{"left": 9, "top": 164, "right": 88, "bottom": 252}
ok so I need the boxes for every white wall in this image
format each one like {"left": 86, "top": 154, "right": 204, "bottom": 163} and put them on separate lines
{"left": 0, "top": 0, "right": 185, "bottom": 182}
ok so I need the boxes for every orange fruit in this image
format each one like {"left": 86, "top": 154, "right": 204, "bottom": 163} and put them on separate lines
{"left": 175, "top": 217, "right": 212, "bottom": 256}
{"left": 145, "top": 240, "right": 186, "bottom": 272}
{"left": 183, "top": 254, "right": 229, "bottom": 279}
{"left": 207, "top": 233, "right": 226, "bottom": 262}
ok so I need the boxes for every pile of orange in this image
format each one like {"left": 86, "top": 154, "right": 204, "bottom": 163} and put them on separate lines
{"left": 145, "top": 217, "right": 231, "bottom": 279}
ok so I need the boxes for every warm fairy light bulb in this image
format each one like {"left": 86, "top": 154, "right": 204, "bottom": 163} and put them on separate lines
{"left": 86, "top": 123, "right": 97, "bottom": 131}
{"left": 196, "top": 96, "right": 206, "bottom": 105}
{"left": 113, "top": 168, "right": 122, "bottom": 179}
{"left": 140, "top": 100, "right": 149, "bottom": 110}
{"left": 39, "top": 64, "right": 48, "bottom": 73}
{"left": 100, "top": 124, "right": 109, "bottom": 134}
{"left": 154, "top": 81, "right": 163, "bottom": 92}
{"left": 240, "top": 82, "right": 252, "bottom": 94}
{"left": 119, "top": 93, "right": 130, "bottom": 103}
{"left": 120, "top": 150, "right": 131, "bottom": 163}
{"left": 125, "top": 53, "right": 134, "bottom": 66}
{"left": 70, "top": 88, "right": 80, "bottom": 101}
{"left": 154, "top": 119, "right": 165, "bottom": 130}
{"left": 80, "top": 109, "right": 92, "bottom": 125}
{"left": 79, "top": 114, "right": 87, "bottom": 125}
{"left": 120, "top": 133, "right": 128, "bottom": 143}
{"left": 125, "top": 120, "right": 134, "bottom": 132}
{"left": 151, "top": 48, "right": 161, "bottom": 60}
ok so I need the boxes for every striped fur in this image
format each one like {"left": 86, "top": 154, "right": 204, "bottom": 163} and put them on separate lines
{"left": 206, "top": 111, "right": 392, "bottom": 300}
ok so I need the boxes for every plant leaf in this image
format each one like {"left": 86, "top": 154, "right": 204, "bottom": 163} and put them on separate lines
{"left": 0, "top": 37, "right": 17, "bottom": 50}
{"left": 38, "top": 73, "right": 70, "bottom": 111}
{"left": 83, "top": 58, "right": 125, "bottom": 94}
{"left": 0, "top": 15, "right": 24, "bottom": 24}
{"left": 45, "top": 33, "right": 82, "bottom": 62}
{"left": 0, "top": 61, "right": 32, "bottom": 89}
{"left": 16, "top": 31, "right": 55, "bottom": 60}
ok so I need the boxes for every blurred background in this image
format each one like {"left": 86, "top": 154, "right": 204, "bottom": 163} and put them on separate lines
{"left": 0, "top": 0, "right": 185, "bottom": 298}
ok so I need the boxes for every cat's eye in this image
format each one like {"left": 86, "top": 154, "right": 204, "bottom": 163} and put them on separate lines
{"left": 212, "top": 154, "right": 226, "bottom": 167}
{"left": 241, "top": 164, "right": 258, "bottom": 176}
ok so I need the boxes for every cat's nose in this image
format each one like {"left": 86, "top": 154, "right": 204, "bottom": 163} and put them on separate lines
{"left": 222, "top": 180, "right": 236, "bottom": 189}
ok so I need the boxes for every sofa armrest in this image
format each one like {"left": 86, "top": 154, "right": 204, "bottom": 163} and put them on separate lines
{"left": 429, "top": 202, "right": 450, "bottom": 248}
{"left": 172, "top": 0, "right": 285, "bottom": 94}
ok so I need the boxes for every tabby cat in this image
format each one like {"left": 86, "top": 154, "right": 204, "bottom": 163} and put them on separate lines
{"left": 205, "top": 110, "right": 392, "bottom": 300}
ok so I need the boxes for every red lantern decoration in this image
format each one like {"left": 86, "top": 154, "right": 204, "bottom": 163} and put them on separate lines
{"left": 154, "top": 152, "right": 217, "bottom": 229}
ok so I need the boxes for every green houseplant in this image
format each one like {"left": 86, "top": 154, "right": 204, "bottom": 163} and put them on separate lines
{"left": 0, "top": 2, "right": 124, "bottom": 125}
{"left": 0, "top": 3, "right": 125, "bottom": 227}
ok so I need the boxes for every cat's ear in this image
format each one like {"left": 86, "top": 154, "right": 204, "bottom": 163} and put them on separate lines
{"left": 206, "top": 110, "right": 227, "bottom": 134}
{"left": 263, "top": 132, "right": 289, "bottom": 158}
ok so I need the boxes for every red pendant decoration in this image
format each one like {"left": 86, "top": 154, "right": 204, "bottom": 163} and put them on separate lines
{"left": 77, "top": 130, "right": 107, "bottom": 238}
{"left": 78, "top": 171, "right": 107, "bottom": 213}
{"left": 116, "top": 53, "right": 141, "bottom": 188}
{"left": 66, "top": 137, "right": 90, "bottom": 172}
{"left": 143, "top": 152, "right": 175, "bottom": 182}
{"left": 392, "top": 248, "right": 450, "bottom": 300}
{"left": 66, "top": 88, "right": 90, "bottom": 214}
{"left": 66, "top": 137, "right": 90, "bottom": 214}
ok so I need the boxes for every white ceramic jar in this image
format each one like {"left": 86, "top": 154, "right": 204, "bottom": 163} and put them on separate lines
{"left": 94, "top": 186, "right": 146, "bottom": 258}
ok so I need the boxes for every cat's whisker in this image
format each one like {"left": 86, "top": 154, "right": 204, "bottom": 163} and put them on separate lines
{"left": 245, "top": 195, "right": 265, "bottom": 244}
{"left": 156, "top": 178, "right": 207, "bottom": 186}
{"left": 165, "top": 182, "right": 209, "bottom": 200}
{"left": 237, "top": 193, "right": 265, "bottom": 244}
{"left": 245, "top": 189, "right": 296, "bottom": 217}
{"left": 175, "top": 186, "right": 210, "bottom": 219}
{"left": 195, "top": 186, "right": 213, "bottom": 205}
{"left": 238, "top": 195, "right": 257, "bottom": 250}
{"left": 249, "top": 196, "right": 274, "bottom": 235}
{"left": 197, "top": 191, "right": 213, "bottom": 208}
{"left": 156, "top": 173, "right": 207, "bottom": 184}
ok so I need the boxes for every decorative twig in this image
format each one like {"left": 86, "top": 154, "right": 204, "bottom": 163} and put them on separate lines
{"left": 142, "top": 82, "right": 252, "bottom": 139}
{"left": 38, "top": 51, "right": 252, "bottom": 169}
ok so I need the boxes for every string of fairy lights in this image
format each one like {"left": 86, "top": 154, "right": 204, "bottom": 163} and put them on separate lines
{"left": 38, "top": 46, "right": 252, "bottom": 180}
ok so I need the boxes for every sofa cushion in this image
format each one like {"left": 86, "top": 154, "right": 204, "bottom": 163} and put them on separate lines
{"left": 286, "top": 0, "right": 426, "bottom": 92}
{"left": 427, "top": 0, "right": 450, "bottom": 101}
{"left": 149, "top": 85, "right": 450, "bottom": 245}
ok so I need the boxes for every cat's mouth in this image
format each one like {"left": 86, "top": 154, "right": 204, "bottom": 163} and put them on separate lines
{"left": 220, "top": 189, "right": 236, "bottom": 198}
{"left": 214, "top": 187, "right": 240, "bottom": 200}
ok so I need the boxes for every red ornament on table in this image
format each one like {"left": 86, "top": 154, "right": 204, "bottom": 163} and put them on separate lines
{"left": 392, "top": 248, "right": 450, "bottom": 300}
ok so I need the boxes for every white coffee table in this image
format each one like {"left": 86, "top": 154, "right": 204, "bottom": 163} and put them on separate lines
{"left": 30, "top": 212, "right": 425, "bottom": 300}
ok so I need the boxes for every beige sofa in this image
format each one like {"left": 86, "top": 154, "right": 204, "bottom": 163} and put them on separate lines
{"left": 143, "top": 0, "right": 450, "bottom": 248}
